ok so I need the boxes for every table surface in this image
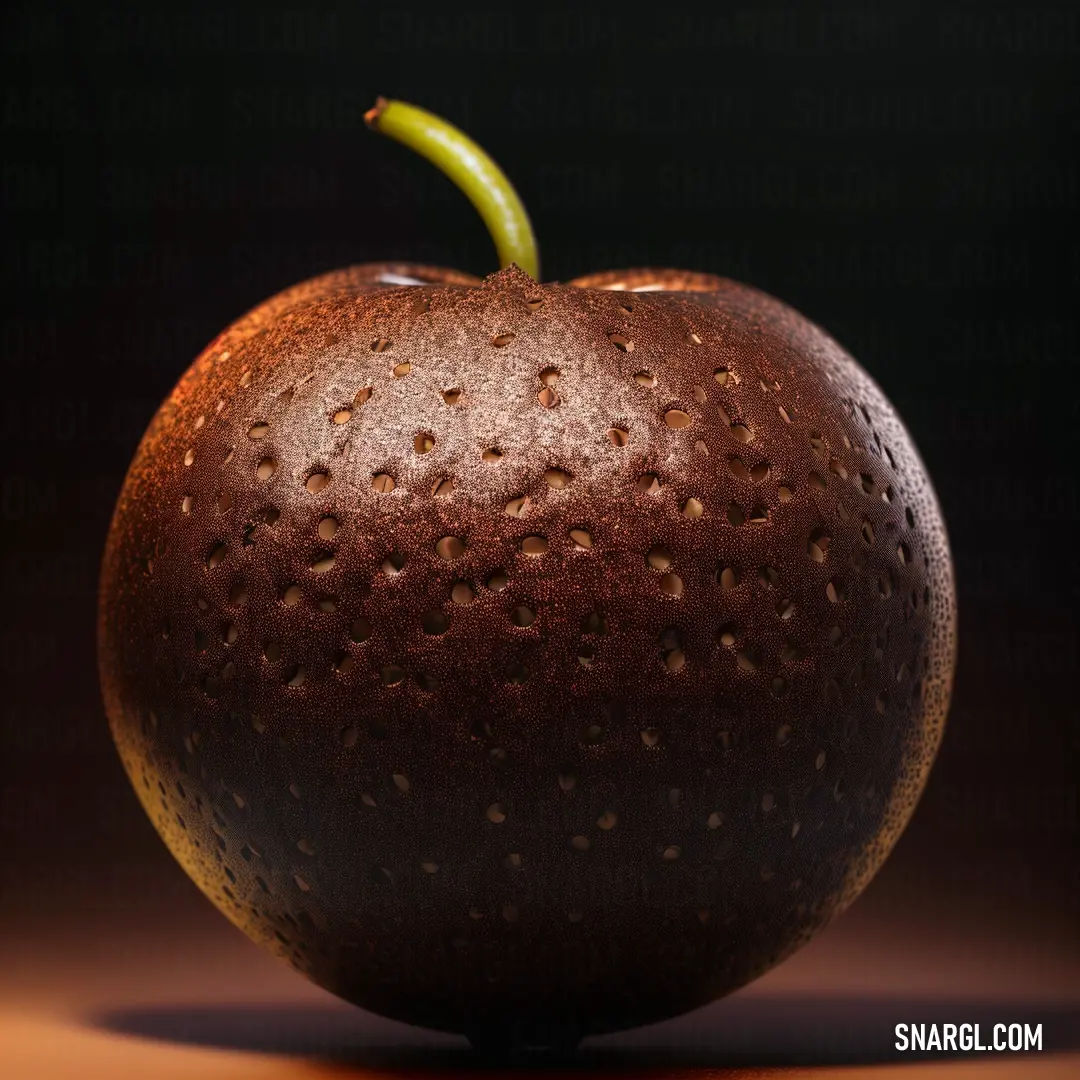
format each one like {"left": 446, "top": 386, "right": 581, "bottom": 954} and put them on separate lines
{"left": 3, "top": 881, "right": 1078, "bottom": 1080}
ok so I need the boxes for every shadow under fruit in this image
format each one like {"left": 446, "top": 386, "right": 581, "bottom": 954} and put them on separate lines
{"left": 98, "top": 99, "right": 957, "bottom": 1053}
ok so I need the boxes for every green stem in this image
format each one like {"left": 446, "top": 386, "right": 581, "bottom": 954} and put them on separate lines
{"left": 365, "top": 97, "right": 540, "bottom": 280}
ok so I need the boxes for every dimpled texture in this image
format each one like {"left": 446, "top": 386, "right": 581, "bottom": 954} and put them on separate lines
{"left": 99, "top": 262, "right": 956, "bottom": 1040}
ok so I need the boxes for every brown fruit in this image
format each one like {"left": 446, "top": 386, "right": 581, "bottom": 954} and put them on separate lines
{"left": 99, "top": 259, "right": 955, "bottom": 1046}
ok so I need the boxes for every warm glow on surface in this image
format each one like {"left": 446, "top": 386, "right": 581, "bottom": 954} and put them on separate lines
{"left": 3, "top": 882, "right": 1077, "bottom": 1079}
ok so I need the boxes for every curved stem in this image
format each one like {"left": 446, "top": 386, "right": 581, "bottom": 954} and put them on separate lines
{"left": 365, "top": 97, "right": 540, "bottom": 280}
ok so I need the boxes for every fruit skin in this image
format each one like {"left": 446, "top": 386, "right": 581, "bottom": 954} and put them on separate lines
{"left": 99, "top": 262, "right": 955, "bottom": 1041}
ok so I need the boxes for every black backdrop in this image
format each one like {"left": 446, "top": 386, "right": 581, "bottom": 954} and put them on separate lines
{"left": 2, "top": 1, "right": 1078, "bottom": 957}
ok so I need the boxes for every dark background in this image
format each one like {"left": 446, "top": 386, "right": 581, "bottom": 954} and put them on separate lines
{"left": 2, "top": 0, "right": 1078, "bottom": 983}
